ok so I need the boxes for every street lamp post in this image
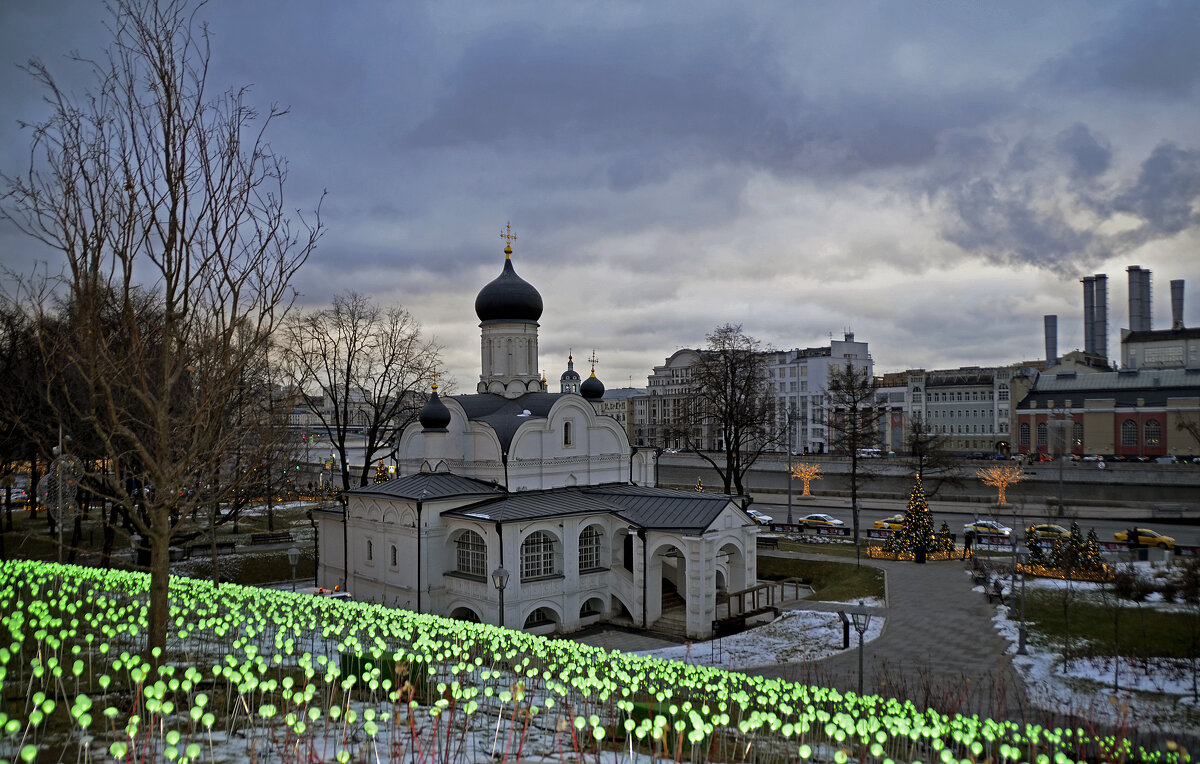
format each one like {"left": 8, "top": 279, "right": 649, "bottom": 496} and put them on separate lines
{"left": 287, "top": 546, "right": 300, "bottom": 592}
{"left": 491, "top": 565, "right": 510, "bottom": 629}
{"left": 1017, "top": 549, "right": 1028, "bottom": 655}
{"left": 851, "top": 602, "right": 871, "bottom": 696}
{"left": 785, "top": 406, "right": 796, "bottom": 525}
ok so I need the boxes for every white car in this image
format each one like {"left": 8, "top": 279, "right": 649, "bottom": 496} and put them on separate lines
{"left": 964, "top": 520, "right": 1012, "bottom": 537}
{"left": 745, "top": 508, "right": 773, "bottom": 526}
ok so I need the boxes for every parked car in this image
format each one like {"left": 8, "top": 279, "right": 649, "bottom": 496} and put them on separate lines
{"left": 873, "top": 514, "right": 906, "bottom": 531}
{"left": 1155, "top": 455, "right": 1176, "bottom": 464}
{"left": 964, "top": 520, "right": 1012, "bottom": 537}
{"left": 1113, "top": 528, "right": 1175, "bottom": 550}
{"left": 1037, "top": 453, "right": 1054, "bottom": 462}
{"left": 1081, "top": 454, "right": 1104, "bottom": 462}
{"left": 800, "top": 513, "right": 844, "bottom": 528}
{"left": 745, "top": 508, "right": 773, "bottom": 526}
{"left": 1026, "top": 523, "right": 1069, "bottom": 540}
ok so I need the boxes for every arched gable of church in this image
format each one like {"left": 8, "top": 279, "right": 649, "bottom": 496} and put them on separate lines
{"left": 507, "top": 395, "right": 628, "bottom": 461}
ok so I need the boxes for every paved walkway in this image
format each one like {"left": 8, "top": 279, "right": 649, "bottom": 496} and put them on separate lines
{"left": 570, "top": 550, "right": 1027, "bottom": 721}
{"left": 744, "top": 550, "right": 1026, "bottom": 720}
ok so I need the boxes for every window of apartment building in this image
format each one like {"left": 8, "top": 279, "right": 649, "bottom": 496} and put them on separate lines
{"left": 1145, "top": 419, "right": 1161, "bottom": 447}
{"left": 998, "top": 385, "right": 1009, "bottom": 401}
{"left": 800, "top": 366, "right": 807, "bottom": 376}
{"left": 911, "top": 391, "right": 922, "bottom": 404}
{"left": 1072, "top": 422, "right": 1083, "bottom": 447}
{"left": 456, "top": 531, "right": 487, "bottom": 577}
{"left": 801, "top": 381, "right": 808, "bottom": 391}
{"left": 1036, "top": 422, "right": 1047, "bottom": 447}
{"left": 522, "top": 531, "right": 557, "bottom": 579}
{"left": 1019, "top": 423, "right": 1030, "bottom": 446}
{"left": 1121, "top": 419, "right": 1137, "bottom": 447}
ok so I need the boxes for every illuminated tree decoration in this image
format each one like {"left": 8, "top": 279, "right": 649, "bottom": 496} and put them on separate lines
{"left": 884, "top": 475, "right": 937, "bottom": 558}
{"left": 1025, "top": 526, "right": 1046, "bottom": 567}
{"left": 936, "top": 520, "right": 955, "bottom": 556}
{"left": 790, "top": 463, "right": 823, "bottom": 496}
{"left": 976, "top": 464, "right": 1026, "bottom": 506}
{"left": 373, "top": 458, "right": 389, "bottom": 484}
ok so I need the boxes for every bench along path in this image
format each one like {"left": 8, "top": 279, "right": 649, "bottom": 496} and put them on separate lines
{"left": 743, "top": 551, "right": 1027, "bottom": 721}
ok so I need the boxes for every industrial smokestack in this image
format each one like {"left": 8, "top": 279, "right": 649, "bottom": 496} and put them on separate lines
{"left": 1082, "top": 276, "right": 1095, "bottom": 355}
{"left": 1128, "top": 266, "right": 1150, "bottom": 332}
{"left": 1141, "top": 268, "right": 1152, "bottom": 331}
{"left": 1044, "top": 315, "right": 1058, "bottom": 368}
{"left": 1171, "top": 279, "right": 1185, "bottom": 330}
{"left": 1094, "top": 274, "right": 1108, "bottom": 359}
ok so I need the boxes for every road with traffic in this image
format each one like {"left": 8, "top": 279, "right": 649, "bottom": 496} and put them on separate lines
{"left": 747, "top": 498, "right": 1200, "bottom": 548}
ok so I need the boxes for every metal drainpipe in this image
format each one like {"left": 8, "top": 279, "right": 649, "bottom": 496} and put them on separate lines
{"left": 415, "top": 499, "right": 422, "bottom": 613}
{"left": 639, "top": 528, "right": 648, "bottom": 628}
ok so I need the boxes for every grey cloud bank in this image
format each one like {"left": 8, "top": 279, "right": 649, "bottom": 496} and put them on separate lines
{"left": 1, "top": 1, "right": 1198, "bottom": 389}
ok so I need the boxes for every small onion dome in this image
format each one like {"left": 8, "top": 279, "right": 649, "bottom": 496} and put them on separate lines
{"left": 419, "top": 383, "right": 451, "bottom": 431}
{"left": 580, "top": 367, "right": 605, "bottom": 400}
{"left": 474, "top": 245, "right": 543, "bottom": 323}
{"left": 560, "top": 354, "right": 581, "bottom": 391}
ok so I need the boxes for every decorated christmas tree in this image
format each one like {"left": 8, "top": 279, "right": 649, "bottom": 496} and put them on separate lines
{"left": 373, "top": 457, "right": 389, "bottom": 484}
{"left": 884, "top": 475, "right": 937, "bottom": 559}
{"left": 1025, "top": 526, "right": 1046, "bottom": 566}
{"left": 935, "top": 521, "right": 955, "bottom": 556}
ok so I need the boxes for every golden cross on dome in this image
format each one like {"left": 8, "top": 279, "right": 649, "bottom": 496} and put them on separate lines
{"left": 588, "top": 349, "right": 599, "bottom": 370}
{"left": 430, "top": 370, "right": 439, "bottom": 392}
{"left": 500, "top": 221, "right": 518, "bottom": 247}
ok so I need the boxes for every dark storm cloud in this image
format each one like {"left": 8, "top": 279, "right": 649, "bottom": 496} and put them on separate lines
{"left": 1054, "top": 123, "right": 1112, "bottom": 180}
{"left": 1033, "top": 2, "right": 1200, "bottom": 98}
{"left": 941, "top": 178, "right": 1094, "bottom": 273}
{"left": 405, "top": 17, "right": 1012, "bottom": 187}
{"left": 1111, "top": 142, "right": 1200, "bottom": 240}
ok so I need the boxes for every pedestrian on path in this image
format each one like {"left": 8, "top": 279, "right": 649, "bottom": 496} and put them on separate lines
{"left": 962, "top": 529, "right": 975, "bottom": 559}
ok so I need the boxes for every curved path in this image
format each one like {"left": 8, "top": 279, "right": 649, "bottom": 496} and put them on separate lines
{"left": 744, "top": 551, "right": 1028, "bottom": 721}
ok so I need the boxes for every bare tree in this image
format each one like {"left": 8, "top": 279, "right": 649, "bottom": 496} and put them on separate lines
{"left": 903, "top": 415, "right": 961, "bottom": 497}
{"left": 281, "top": 292, "right": 442, "bottom": 492}
{"left": 673, "top": 324, "right": 777, "bottom": 495}
{"left": 826, "top": 360, "right": 884, "bottom": 564}
{"left": 1, "top": 0, "right": 322, "bottom": 658}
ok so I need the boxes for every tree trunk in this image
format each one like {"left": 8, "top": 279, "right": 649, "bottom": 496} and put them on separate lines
{"left": 147, "top": 519, "right": 171, "bottom": 664}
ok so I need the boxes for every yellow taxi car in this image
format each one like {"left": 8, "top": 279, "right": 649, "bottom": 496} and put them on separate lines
{"left": 800, "top": 513, "right": 845, "bottom": 528}
{"left": 873, "top": 514, "right": 906, "bottom": 531}
{"left": 1113, "top": 528, "right": 1176, "bottom": 550}
{"left": 1026, "top": 523, "right": 1070, "bottom": 540}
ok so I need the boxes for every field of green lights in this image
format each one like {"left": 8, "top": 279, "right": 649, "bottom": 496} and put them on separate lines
{"left": 0, "top": 559, "right": 1188, "bottom": 764}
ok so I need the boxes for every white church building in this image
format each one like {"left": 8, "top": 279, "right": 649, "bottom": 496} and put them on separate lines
{"left": 314, "top": 236, "right": 760, "bottom": 638}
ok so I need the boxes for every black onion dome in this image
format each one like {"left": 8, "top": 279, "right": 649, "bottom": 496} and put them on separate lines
{"left": 419, "top": 386, "right": 452, "bottom": 431}
{"left": 474, "top": 247, "right": 543, "bottom": 323}
{"left": 561, "top": 355, "right": 581, "bottom": 385}
{"left": 580, "top": 371, "right": 605, "bottom": 400}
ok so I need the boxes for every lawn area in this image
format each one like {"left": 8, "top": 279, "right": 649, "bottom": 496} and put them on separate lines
{"left": 757, "top": 553, "right": 886, "bottom": 601}
{"left": 1023, "top": 587, "right": 1200, "bottom": 659}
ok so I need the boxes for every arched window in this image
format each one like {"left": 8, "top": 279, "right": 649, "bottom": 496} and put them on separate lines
{"left": 1121, "top": 419, "right": 1137, "bottom": 447}
{"left": 1036, "top": 423, "right": 1047, "bottom": 447}
{"left": 1145, "top": 419, "right": 1161, "bottom": 447}
{"left": 390, "top": 544, "right": 398, "bottom": 567}
{"left": 455, "top": 531, "right": 486, "bottom": 577}
{"left": 579, "top": 525, "right": 602, "bottom": 571}
{"left": 521, "top": 531, "right": 557, "bottom": 579}
{"left": 563, "top": 420, "right": 574, "bottom": 447}
{"left": 1019, "top": 423, "right": 1030, "bottom": 446}
{"left": 366, "top": 539, "right": 374, "bottom": 561}
{"left": 1071, "top": 422, "right": 1083, "bottom": 447}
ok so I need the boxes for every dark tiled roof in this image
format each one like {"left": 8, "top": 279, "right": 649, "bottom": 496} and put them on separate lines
{"left": 1123, "top": 327, "right": 1200, "bottom": 342}
{"left": 441, "top": 483, "right": 736, "bottom": 533}
{"left": 450, "top": 392, "right": 564, "bottom": 450}
{"left": 1017, "top": 367, "right": 1200, "bottom": 409}
{"left": 349, "top": 472, "right": 506, "bottom": 501}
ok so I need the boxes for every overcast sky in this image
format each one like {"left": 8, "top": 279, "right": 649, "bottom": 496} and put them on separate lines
{"left": 2, "top": 1, "right": 1198, "bottom": 391}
